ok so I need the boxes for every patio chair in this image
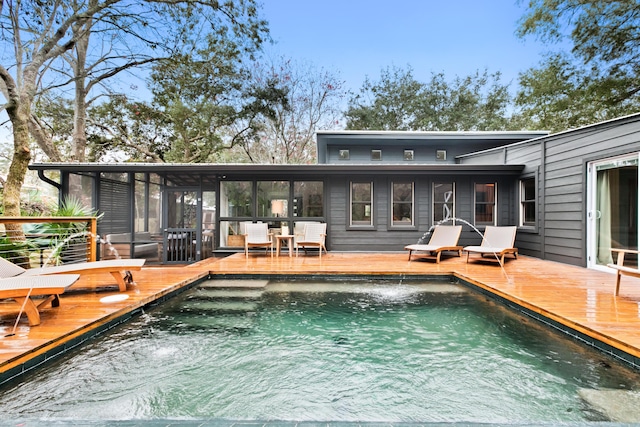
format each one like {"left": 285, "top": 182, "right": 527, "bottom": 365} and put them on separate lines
{"left": 0, "top": 257, "right": 145, "bottom": 292}
{"left": 293, "top": 221, "right": 320, "bottom": 249}
{"left": 0, "top": 274, "right": 79, "bottom": 326}
{"left": 244, "top": 223, "right": 273, "bottom": 258}
{"left": 296, "top": 223, "right": 327, "bottom": 258}
{"left": 607, "top": 248, "right": 640, "bottom": 296}
{"left": 464, "top": 226, "right": 518, "bottom": 266}
{"left": 404, "top": 225, "right": 463, "bottom": 263}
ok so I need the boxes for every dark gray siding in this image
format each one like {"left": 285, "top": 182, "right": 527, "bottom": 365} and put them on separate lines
{"left": 459, "top": 115, "right": 640, "bottom": 267}
{"left": 326, "top": 174, "right": 518, "bottom": 252}
{"left": 326, "top": 141, "right": 515, "bottom": 164}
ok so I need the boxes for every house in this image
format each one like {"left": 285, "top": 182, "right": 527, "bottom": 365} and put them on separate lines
{"left": 29, "top": 112, "right": 640, "bottom": 272}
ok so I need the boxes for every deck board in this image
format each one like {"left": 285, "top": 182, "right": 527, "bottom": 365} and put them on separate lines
{"left": 1, "top": 252, "right": 640, "bottom": 381}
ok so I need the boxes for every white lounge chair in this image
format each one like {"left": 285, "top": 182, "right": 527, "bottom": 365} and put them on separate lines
{"left": 296, "top": 223, "right": 327, "bottom": 258}
{"left": 0, "top": 257, "right": 145, "bottom": 292}
{"left": 607, "top": 248, "right": 640, "bottom": 296}
{"left": 404, "top": 225, "right": 463, "bottom": 263}
{"left": 464, "top": 226, "right": 518, "bottom": 266}
{"left": 244, "top": 223, "right": 273, "bottom": 258}
{"left": 0, "top": 274, "right": 79, "bottom": 326}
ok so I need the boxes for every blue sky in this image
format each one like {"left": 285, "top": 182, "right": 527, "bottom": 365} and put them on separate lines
{"left": 259, "top": 0, "right": 548, "bottom": 94}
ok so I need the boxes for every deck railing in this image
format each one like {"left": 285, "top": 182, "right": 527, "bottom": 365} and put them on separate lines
{"left": 0, "top": 216, "right": 98, "bottom": 269}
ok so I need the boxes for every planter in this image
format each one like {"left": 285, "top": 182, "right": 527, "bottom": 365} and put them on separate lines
{"left": 227, "top": 235, "right": 245, "bottom": 247}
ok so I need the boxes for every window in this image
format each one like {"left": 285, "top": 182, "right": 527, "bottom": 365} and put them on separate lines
{"left": 404, "top": 150, "right": 414, "bottom": 161}
{"left": 371, "top": 149, "right": 382, "bottom": 161}
{"left": 433, "top": 183, "right": 455, "bottom": 224}
{"left": 293, "top": 181, "right": 323, "bottom": 217}
{"left": 220, "top": 181, "right": 253, "bottom": 217}
{"left": 339, "top": 149, "right": 350, "bottom": 160}
{"left": 520, "top": 178, "right": 536, "bottom": 227}
{"left": 475, "top": 183, "right": 496, "bottom": 225}
{"left": 392, "top": 182, "right": 414, "bottom": 226}
{"left": 257, "top": 181, "right": 290, "bottom": 217}
{"left": 350, "top": 182, "right": 373, "bottom": 226}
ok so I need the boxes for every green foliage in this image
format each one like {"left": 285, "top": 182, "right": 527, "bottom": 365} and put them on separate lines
{"left": 232, "top": 56, "right": 345, "bottom": 164}
{"left": 516, "top": 0, "right": 640, "bottom": 131}
{"left": 30, "top": 197, "right": 103, "bottom": 265}
{"left": 0, "top": 236, "right": 36, "bottom": 265}
{"left": 87, "top": 96, "right": 171, "bottom": 162}
{"left": 345, "top": 66, "right": 515, "bottom": 131}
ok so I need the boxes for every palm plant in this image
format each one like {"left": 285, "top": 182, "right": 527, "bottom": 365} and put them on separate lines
{"left": 32, "top": 197, "right": 103, "bottom": 265}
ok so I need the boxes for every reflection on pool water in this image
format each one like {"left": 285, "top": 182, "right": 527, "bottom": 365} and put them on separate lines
{"left": 1, "top": 278, "right": 639, "bottom": 423}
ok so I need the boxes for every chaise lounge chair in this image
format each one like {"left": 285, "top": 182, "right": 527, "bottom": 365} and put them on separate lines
{"left": 404, "top": 225, "right": 463, "bottom": 263}
{"left": 296, "top": 223, "right": 327, "bottom": 258}
{"left": 607, "top": 248, "right": 640, "bottom": 296}
{"left": 464, "top": 225, "right": 518, "bottom": 266}
{"left": 0, "top": 274, "right": 79, "bottom": 326}
{"left": 0, "top": 257, "right": 145, "bottom": 292}
{"left": 244, "top": 223, "right": 273, "bottom": 258}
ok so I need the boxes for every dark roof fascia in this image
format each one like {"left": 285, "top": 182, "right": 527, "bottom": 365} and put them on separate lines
{"left": 457, "top": 112, "right": 640, "bottom": 160}
{"left": 29, "top": 163, "right": 524, "bottom": 176}
{"left": 316, "top": 130, "right": 549, "bottom": 141}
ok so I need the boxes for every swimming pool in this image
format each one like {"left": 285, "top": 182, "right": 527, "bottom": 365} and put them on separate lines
{"left": 0, "top": 278, "right": 639, "bottom": 423}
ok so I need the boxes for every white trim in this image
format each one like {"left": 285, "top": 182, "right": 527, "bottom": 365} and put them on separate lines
{"left": 586, "top": 152, "right": 640, "bottom": 270}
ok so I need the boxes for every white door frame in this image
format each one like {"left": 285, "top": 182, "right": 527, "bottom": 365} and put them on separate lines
{"left": 586, "top": 153, "right": 640, "bottom": 271}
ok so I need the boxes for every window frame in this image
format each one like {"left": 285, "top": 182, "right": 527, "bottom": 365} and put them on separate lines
{"left": 390, "top": 181, "right": 415, "bottom": 228}
{"left": 349, "top": 181, "right": 374, "bottom": 228}
{"left": 433, "top": 182, "right": 456, "bottom": 225}
{"left": 474, "top": 182, "right": 497, "bottom": 226}
{"left": 519, "top": 177, "right": 536, "bottom": 228}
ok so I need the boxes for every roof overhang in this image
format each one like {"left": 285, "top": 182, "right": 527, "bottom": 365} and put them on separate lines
{"left": 30, "top": 162, "right": 524, "bottom": 174}
{"left": 30, "top": 163, "right": 525, "bottom": 187}
{"left": 316, "top": 130, "right": 549, "bottom": 141}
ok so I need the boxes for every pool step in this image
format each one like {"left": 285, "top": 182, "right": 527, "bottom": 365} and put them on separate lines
{"left": 187, "top": 287, "right": 265, "bottom": 300}
{"left": 199, "top": 278, "right": 270, "bottom": 289}
{"left": 170, "top": 312, "right": 256, "bottom": 333}
{"left": 180, "top": 299, "right": 259, "bottom": 314}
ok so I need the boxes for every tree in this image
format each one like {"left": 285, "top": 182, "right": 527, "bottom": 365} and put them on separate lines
{"left": 0, "top": 0, "right": 267, "bottom": 220}
{"left": 85, "top": 97, "right": 169, "bottom": 162}
{"left": 145, "top": 34, "right": 256, "bottom": 163}
{"left": 229, "top": 56, "right": 346, "bottom": 164}
{"left": 516, "top": 0, "right": 640, "bottom": 130}
{"left": 345, "top": 66, "right": 515, "bottom": 131}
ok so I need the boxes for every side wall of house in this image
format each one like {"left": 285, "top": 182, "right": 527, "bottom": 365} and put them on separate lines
{"left": 459, "top": 116, "right": 640, "bottom": 267}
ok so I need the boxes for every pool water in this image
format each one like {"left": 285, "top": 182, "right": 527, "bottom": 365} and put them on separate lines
{"left": 1, "top": 278, "right": 639, "bottom": 423}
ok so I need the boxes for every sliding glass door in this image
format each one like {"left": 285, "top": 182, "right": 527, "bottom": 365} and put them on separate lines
{"left": 587, "top": 154, "right": 639, "bottom": 269}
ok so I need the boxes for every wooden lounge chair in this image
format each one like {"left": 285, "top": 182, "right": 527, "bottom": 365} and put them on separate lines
{"left": 244, "top": 223, "right": 273, "bottom": 258}
{"left": 607, "top": 248, "right": 640, "bottom": 296}
{"left": 464, "top": 226, "right": 518, "bottom": 266}
{"left": 0, "top": 274, "right": 79, "bottom": 326}
{"left": 296, "top": 223, "right": 327, "bottom": 258}
{"left": 404, "top": 225, "right": 463, "bottom": 263}
{"left": 0, "top": 257, "right": 145, "bottom": 292}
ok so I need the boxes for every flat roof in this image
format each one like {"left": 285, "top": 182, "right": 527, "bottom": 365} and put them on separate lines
{"left": 30, "top": 162, "right": 523, "bottom": 174}
{"left": 30, "top": 162, "right": 525, "bottom": 186}
{"left": 316, "top": 130, "right": 550, "bottom": 140}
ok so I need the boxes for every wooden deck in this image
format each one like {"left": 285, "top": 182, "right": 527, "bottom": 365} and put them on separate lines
{"left": 1, "top": 251, "right": 640, "bottom": 384}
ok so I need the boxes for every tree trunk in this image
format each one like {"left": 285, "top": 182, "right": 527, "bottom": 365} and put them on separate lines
{"left": 5, "top": 105, "right": 31, "bottom": 217}
{"left": 4, "top": 99, "right": 31, "bottom": 265}
{"left": 72, "top": 19, "right": 90, "bottom": 162}
{"left": 29, "top": 114, "right": 63, "bottom": 161}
